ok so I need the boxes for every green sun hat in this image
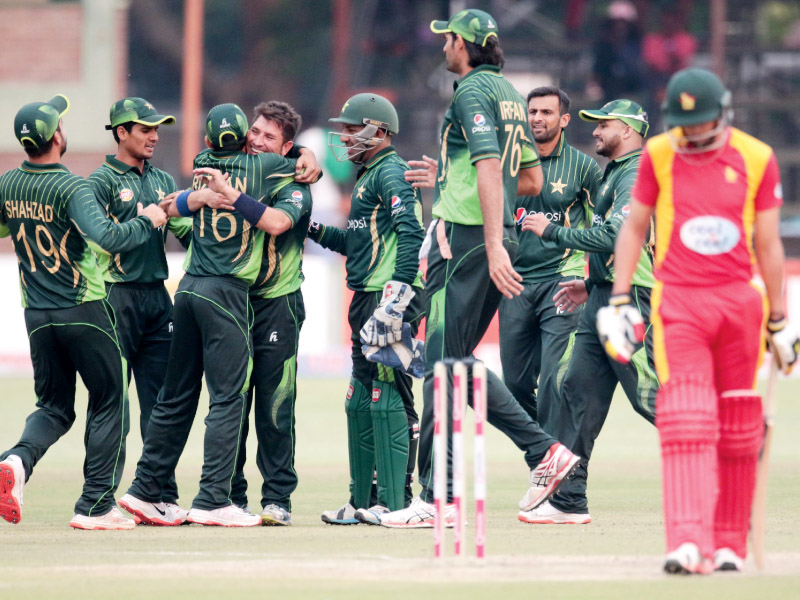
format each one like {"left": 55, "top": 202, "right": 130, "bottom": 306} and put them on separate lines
{"left": 205, "top": 103, "right": 249, "bottom": 150}
{"left": 579, "top": 99, "right": 650, "bottom": 136}
{"left": 14, "top": 94, "right": 70, "bottom": 148}
{"left": 430, "top": 8, "right": 499, "bottom": 46}
{"left": 105, "top": 97, "right": 175, "bottom": 130}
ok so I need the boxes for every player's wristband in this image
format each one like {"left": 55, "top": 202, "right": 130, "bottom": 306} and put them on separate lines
{"left": 175, "top": 190, "right": 195, "bottom": 217}
{"left": 609, "top": 293, "right": 632, "bottom": 307}
{"left": 232, "top": 192, "right": 267, "bottom": 226}
{"left": 767, "top": 316, "right": 787, "bottom": 333}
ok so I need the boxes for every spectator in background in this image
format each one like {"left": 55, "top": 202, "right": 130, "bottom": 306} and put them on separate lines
{"left": 643, "top": 9, "right": 697, "bottom": 104}
{"left": 587, "top": 1, "right": 646, "bottom": 104}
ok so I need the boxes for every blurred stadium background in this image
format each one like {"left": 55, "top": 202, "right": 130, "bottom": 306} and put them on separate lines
{"left": 1, "top": 0, "right": 800, "bottom": 377}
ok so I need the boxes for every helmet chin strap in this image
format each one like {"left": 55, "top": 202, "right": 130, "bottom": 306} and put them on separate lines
{"left": 327, "top": 124, "right": 385, "bottom": 163}
{"left": 666, "top": 108, "right": 733, "bottom": 156}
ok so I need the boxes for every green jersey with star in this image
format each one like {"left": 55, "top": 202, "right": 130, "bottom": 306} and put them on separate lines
{"left": 187, "top": 148, "right": 296, "bottom": 285}
{"left": 432, "top": 64, "right": 541, "bottom": 227}
{"left": 88, "top": 156, "right": 192, "bottom": 283}
{"left": 0, "top": 161, "right": 154, "bottom": 309}
{"left": 249, "top": 181, "right": 312, "bottom": 299}
{"left": 541, "top": 150, "right": 655, "bottom": 288}
{"left": 515, "top": 135, "right": 601, "bottom": 283}
{"left": 313, "top": 147, "right": 424, "bottom": 291}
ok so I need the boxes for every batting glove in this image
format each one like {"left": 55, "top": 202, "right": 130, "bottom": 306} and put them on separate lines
{"left": 766, "top": 316, "right": 800, "bottom": 375}
{"left": 362, "top": 323, "right": 425, "bottom": 378}
{"left": 360, "top": 280, "right": 415, "bottom": 347}
{"left": 596, "top": 294, "right": 646, "bottom": 364}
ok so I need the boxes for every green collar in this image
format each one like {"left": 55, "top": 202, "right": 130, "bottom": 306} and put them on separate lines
{"left": 454, "top": 64, "right": 502, "bottom": 90}
{"left": 609, "top": 148, "right": 642, "bottom": 166}
{"left": 357, "top": 146, "right": 397, "bottom": 179}
{"left": 20, "top": 161, "right": 70, "bottom": 174}
{"left": 104, "top": 154, "right": 151, "bottom": 176}
{"left": 541, "top": 133, "right": 567, "bottom": 161}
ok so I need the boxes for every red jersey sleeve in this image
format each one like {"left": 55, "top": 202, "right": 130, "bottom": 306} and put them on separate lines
{"left": 754, "top": 152, "right": 783, "bottom": 211}
{"left": 631, "top": 147, "right": 658, "bottom": 207}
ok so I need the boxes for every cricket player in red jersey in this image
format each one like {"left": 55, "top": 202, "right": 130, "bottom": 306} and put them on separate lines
{"left": 598, "top": 68, "right": 800, "bottom": 574}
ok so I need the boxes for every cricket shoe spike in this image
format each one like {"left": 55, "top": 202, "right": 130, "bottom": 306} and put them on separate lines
{"left": 517, "top": 501, "right": 591, "bottom": 524}
{"left": 261, "top": 504, "right": 292, "bottom": 526}
{"left": 664, "top": 542, "right": 713, "bottom": 575}
{"left": 0, "top": 455, "right": 24, "bottom": 525}
{"left": 354, "top": 504, "right": 388, "bottom": 525}
{"left": 519, "top": 443, "right": 580, "bottom": 511}
{"left": 119, "top": 493, "right": 184, "bottom": 526}
{"left": 713, "top": 547, "right": 744, "bottom": 572}
{"left": 69, "top": 507, "right": 136, "bottom": 530}
{"left": 321, "top": 502, "right": 359, "bottom": 525}
{"left": 378, "top": 496, "right": 455, "bottom": 529}
{"left": 187, "top": 504, "right": 261, "bottom": 527}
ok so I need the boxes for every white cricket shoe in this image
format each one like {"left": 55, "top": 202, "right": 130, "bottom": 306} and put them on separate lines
{"left": 187, "top": 504, "right": 262, "bottom": 527}
{"left": 378, "top": 496, "right": 455, "bottom": 529}
{"left": 321, "top": 502, "right": 359, "bottom": 525}
{"left": 164, "top": 502, "right": 189, "bottom": 524}
{"left": 0, "top": 455, "right": 25, "bottom": 525}
{"left": 69, "top": 507, "right": 136, "bottom": 530}
{"left": 663, "top": 542, "right": 712, "bottom": 575}
{"left": 261, "top": 504, "right": 292, "bottom": 526}
{"left": 517, "top": 500, "right": 591, "bottom": 524}
{"left": 519, "top": 443, "right": 580, "bottom": 511}
{"left": 354, "top": 504, "right": 388, "bottom": 525}
{"left": 119, "top": 493, "right": 184, "bottom": 526}
{"left": 714, "top": 547, "right": 744, "bottom": 572}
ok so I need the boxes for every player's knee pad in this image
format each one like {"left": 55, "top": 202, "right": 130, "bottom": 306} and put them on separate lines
{"left": 656, "top": 375, "right": 717, "bottom": 447}
{"left": 345, "top": 378, "right": 374, "bottom": 508}
{"left": 370, "top": 380, "right": 410, "bottom": 511}
{"left": 718, "top": 391, "right": 762, "bottom": 458}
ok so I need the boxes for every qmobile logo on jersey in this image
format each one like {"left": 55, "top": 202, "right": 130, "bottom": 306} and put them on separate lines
{"left": 119, "top": 188, "right": 134, "bottom": 202}
{"left": 680, "top": 216, "right": 740, "bottom": 255}
{"left": 515, "top": 208, "right": 527, "bottom": 225}
{"left": 391, "top": 196, "right": 401, "bottom": 209}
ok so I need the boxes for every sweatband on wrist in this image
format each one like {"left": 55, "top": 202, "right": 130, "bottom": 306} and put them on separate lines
{"left": 609, "top": 293, "right": 632, "bottom": 306}
{"left": 175, "top": 190, "right": 195, "bottom": 217}
{"left": 233, "top": 192, "right": 267, "bottom": 226}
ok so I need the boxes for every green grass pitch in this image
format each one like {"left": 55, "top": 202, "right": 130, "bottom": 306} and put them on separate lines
{"left": 1, "top": 375, "right": 798, "bottom": 599}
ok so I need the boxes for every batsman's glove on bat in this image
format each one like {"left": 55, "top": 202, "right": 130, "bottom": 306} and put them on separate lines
{"left": 766, "top": 316, "right": 800, "bottom": 374}
{"left": 596, "top": 293, "right": 645, "bottom": 364}
{"left": 362, "top": 323, "right": 425, "bottom": 378}
{"left": 360, "top": 280, "right": 415, "bottom": 347}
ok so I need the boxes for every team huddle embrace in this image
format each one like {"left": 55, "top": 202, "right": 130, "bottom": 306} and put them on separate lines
{"left": 1, "top": 8, "right": 799, "bottom": 577}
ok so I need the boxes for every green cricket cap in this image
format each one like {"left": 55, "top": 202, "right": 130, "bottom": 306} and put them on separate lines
{"left": 205, "top": 103, "right": 249, "bottom": 149}
{"left": 579, "top": 99, "right": 650, "bottom": 136}
{"left": 430, "top": 9, "right": 498, "bottom": 46}
{"left": 662, "top": 68, "right": 730, "bottom": 128}
{"left": 14, "top": 94, "right": 70, "bottom": 148}
{"left": 105, "top": 97, "right": 175, "bottom": 130}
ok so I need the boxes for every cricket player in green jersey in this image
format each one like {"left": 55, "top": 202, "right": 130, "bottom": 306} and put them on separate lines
{"left": 222, "top": 101, "right": 312, "bottom": 526}
{"left": 88, "top": 98, "right": 192, "bottom": 522}
{"left": 119, "top": 103, "right": 298, "bottom": 527}
{"left": 0, "top": 95, "right": 167, "bottom": 530}
{"left": 308, "top": 92, "right": 426, "bottom": 525}
{"left": 519, "top": 99, "right": 658, "bottom": 525}
{"left": 499, "top": 87, "right": 601, "bottom": 429}
{"left": 381, "top": 9, "right": 581, "bottom": 529}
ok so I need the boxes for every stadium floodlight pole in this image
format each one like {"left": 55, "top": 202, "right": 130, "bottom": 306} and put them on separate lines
{"left": 751, "top": 357, "right": 779, "bottom": 570}
{"left": 181, "top": 0, "right": 204, "bottom": 177}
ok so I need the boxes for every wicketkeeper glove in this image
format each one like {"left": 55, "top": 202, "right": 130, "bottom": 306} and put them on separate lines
{"left": 596, "top": 294, "right": 646, "bottom": 364}
{"left": 766, "top": 316, "right": 800, "bottom": 375}
{"left": 360, "top": 280, "right": 415, "bottom": 347}
{"left": 362, "top": 323, "right": 425, "bottom": 378}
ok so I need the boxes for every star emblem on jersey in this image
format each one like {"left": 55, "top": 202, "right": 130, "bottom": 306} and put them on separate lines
{"left": 156, "top": 188, "right": 166, "bottom": 201}
{"left": 357, "top": 185, "right": 366, "bottom": 199}
{"left": 549, "top": 178, "right": 567, "bottom": 195}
